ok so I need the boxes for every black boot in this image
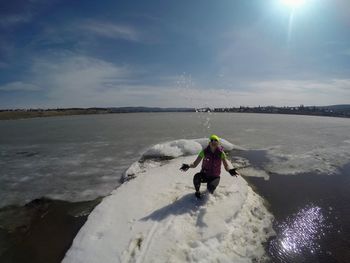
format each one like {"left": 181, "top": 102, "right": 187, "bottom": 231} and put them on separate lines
{"left": 195, "top": 191, "right": 201, "bottom": 199}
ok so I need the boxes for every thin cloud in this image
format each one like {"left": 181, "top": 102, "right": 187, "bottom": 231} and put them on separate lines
{"left": 0, "top": 0, "right": 51, "bottom": 28}
{"left": 29, "top": 19, "right": 146, "bottom": 50}
{"left": 2, "top": 52, "right": 349, "bottom": 108}
{"left": 0, "top": 81, "right": 40, "bottom": 91}
{"left": 0, "top": 13, "right": 32, "bottom": 27}
{"left": 27, "top": 54, "right": 138, "bottom": 107}
{"left": 80, "top": 21, "right": 142, "bottom": 42}
{"left": 246, "top": 79, "right": 350, "bottom": 106}
{"left": 216, "top": 27, "right": 291, "bottom": 81}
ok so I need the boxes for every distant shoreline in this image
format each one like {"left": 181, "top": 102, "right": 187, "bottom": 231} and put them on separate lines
{"left": 0, "top": 105, "right": 349, "bottom": 120}
{"left": 0, "top": 107, "right": 195, "bottom": 120}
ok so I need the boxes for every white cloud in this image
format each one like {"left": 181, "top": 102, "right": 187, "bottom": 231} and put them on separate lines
{"left": 0, "top": 0, "right": 56, "bottom": 28}
{"left": 0, "top": 81, "right": 40, "bottom": 91}
{"left": 27, "top": 55, "right": 131, "bottom": 107}
{"left": 29, "top": 19, "right": 146, "bottom": 51}
{"left": 2, "top": 52, "right": 349, "bottom": 108}
{"left": 153, "top": 78, "right": 350, "bottom": 108}
{"left": 80, "top": 21, "right": 141, "bottom": 42}
{"left": 244, "top": 79, "right": 350, "bottom": 106}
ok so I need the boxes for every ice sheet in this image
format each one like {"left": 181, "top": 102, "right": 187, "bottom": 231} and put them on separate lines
{"left": 63, "top": 156, "right": 275, "bottom": 263}
{"left": 265, "top": 143, "right": 350, "bottom": 175}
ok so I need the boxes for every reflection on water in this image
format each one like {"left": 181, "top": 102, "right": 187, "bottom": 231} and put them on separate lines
{"left": 270, "top": 204, "right": 331, "bottom": 262}
{"left": 242, "top": 155, "right": 350, "bottom": 262}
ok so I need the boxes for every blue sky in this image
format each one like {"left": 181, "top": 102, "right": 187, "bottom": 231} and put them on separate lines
{"left": 0, "top": 0, "right": 349, "bottom": 108}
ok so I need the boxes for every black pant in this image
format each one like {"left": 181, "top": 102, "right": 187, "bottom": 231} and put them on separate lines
{"left": 193, "top": 172, "right": 220, "bottom": 194}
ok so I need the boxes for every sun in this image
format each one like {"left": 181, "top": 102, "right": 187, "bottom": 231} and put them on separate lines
{"left": 281, "top": 0, "right": 306, "bottom": 8}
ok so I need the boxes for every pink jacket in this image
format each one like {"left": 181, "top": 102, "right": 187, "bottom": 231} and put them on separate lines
{"left": 201, "top": 146, "right": 224, "bottom": 177}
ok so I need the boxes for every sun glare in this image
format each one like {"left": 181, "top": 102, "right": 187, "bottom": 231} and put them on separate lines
{"left": 281, "top": 0, "right": 306, "bottom": 8}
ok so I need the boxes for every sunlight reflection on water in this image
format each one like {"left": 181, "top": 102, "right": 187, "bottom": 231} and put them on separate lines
{"left": 270, "top": 204, "right": 331, "bottom": 262}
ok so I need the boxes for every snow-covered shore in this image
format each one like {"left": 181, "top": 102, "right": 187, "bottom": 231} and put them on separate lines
{"left": 63, "top": 139, "right": 274, "bottom": 263}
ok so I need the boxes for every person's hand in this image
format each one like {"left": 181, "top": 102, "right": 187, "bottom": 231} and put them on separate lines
{"left": 229, "top": 168, "right": 239, "bottom": 177}
{"left": 180, "top": 164, "right": 190, "bottom": 172}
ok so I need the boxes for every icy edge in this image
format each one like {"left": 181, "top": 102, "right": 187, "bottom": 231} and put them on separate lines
{"left": 63, "top": 156, "right": 275, "bottom": 263}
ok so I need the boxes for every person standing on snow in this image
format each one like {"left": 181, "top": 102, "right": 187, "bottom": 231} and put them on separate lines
{"left": 180, "top": 134, "right": 239, "bottom": 199}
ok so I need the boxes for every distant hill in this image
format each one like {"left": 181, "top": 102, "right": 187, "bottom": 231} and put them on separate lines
{"left": 319, "top": 104, "right": 350, "bottom": 111}
{"left": 108, "top": 107, "right": 195, "bottom": 113}
{"left": 0, "top": 107, "right": 196, "bottom": 120}
{"left": 1, "top": 105, "right": 349, "bottom": 120}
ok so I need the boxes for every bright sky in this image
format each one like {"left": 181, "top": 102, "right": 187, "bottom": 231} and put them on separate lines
{"left": 0, "top": 0, "right": 349, "bottom": 108}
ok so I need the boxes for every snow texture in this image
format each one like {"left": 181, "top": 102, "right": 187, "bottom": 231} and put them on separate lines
{"left": 239, "top": 167, "right": 270, "bottom": 181}
{"left": 265, "top": 143, "right": 350, "bottom": 175}
{"left": 123, "top": 138, "right": 244, "bottom": 182}
{"left": 63, "top": 142, "right": 274, "bottom": 263}
{"left": 141, "top": 138, "right": 244, "bottom": 160}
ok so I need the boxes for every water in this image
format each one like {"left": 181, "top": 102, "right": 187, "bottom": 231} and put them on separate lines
{"left": 1, "top": 112, "right": 350, "bottom": 261}
{"left": 242, "top": 150, "right": 350, "bottom": 262}
{"left": 1, "top": 112, "right": 349, "bottom": 207}
{"left": 0, "top": 197, "right": 101, "bottom": 263}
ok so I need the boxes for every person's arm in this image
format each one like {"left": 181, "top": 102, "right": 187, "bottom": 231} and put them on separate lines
{"left": 223, "top": 158, "right": 232, "bottom": 172}
{"left": 189, "top": 155, "right": 202, "bottom": 168}
{"left": 222, "top": 152, "right": 240, "bottom": 176}
{"left": 180, "top": 150, "right": 204, "bottom": 171}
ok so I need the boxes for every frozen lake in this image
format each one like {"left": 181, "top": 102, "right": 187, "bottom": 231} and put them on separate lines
{"left": 1, "top": 112, "right": 350, "bottom": 262}
{"left": 1, "top": 112, "right": 349, "bottom": 207}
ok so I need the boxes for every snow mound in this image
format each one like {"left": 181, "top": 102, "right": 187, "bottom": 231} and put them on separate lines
{"left": 122, "top": 160, "right": 162, "bottom": 182}
{"left": 142, "top": 139, "right": 202, "bottom": 159}
{"left": 63, "top": 156, "right": 274, "bottom": 263}
{"left": 123, "top": 138, "right": 244, "bottom": 182}
{"left": 142, "top": 138, "right": 244, "bottom": 160}
{"left": 193, "top": 138, "right": 245, "bottom": 151}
